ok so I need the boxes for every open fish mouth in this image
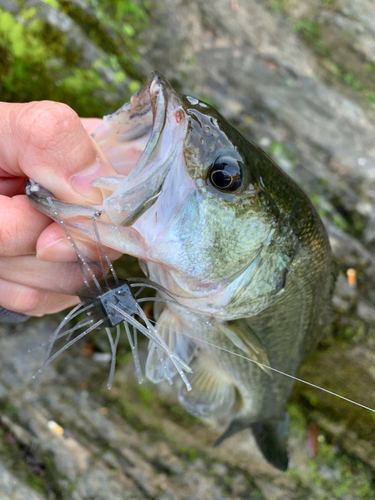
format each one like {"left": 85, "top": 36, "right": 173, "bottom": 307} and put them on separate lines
{"left": 90, "top": 71, "right": 187, "bottom": 227}
{"left": 26, "top": 72, "right": 186, "bottom": 227}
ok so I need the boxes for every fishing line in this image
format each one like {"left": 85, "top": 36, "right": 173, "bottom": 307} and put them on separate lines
{"left": 35, "top": 200, "right": 373, "bottom": 412}
{"left": 46, "top": 197, "right": 102, "bottom": 291}
{"left": 91, "top": 211, "right": 119, "bottom": 284}
{"left": 144, "top": 313, "right": 375, "bottom": 414}
{"left": 91, "top": 214, "right": 109, "bottom": 288}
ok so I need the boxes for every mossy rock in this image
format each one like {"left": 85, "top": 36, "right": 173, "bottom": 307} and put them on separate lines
{"left": 0, "top": 0, "right": 149, "bottom": 116}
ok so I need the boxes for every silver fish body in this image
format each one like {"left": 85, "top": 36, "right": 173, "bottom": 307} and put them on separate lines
{"left": 27, "top": 72, "right": 332, "bottom": 470}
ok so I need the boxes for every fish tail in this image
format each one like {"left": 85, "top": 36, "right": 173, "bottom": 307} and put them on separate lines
{"left": 251, "top": 416, "right": 289, "bottom": 471}
{"left": 214, "top": 413, "right": 289, "bottom": 471}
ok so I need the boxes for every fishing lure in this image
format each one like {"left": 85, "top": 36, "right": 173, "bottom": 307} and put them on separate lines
{"left": 30, "top": 189, "right": 193, "bottom": 391}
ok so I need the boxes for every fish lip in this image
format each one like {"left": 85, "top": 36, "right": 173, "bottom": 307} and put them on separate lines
{"left": 136, "top": 72, "right": 169, "bottom": 165}
{"left": 130, "top": 71, "right": 170, "bottom": 141}
{"left": 103, "top": 72, "right": 185, "bottom": 227}
{"left": 147, "top": 71, "right": 170, "bottom": 117}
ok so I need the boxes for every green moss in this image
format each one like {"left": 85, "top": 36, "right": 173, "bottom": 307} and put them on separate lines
{"left": 268, "top": 0, "right": 375, "bottom": 109}
{"left": 291, "top": 19, "right": 322, "bottom": 43}
{"left": 3, "top": 401, "right": 19, "bottom": 418}
{"left": 270, "top": 0, "right": 287, "bottom": 12}
{"left": 116, "top": 398, "right": 151, "bottom": 431}
{"left": 0, "top": 423, "right": 66, "bottom": 498}
{"left": 59, "top": 0, "right": 147, "bottom": 81}
{"left": 331, "top": 213, "right": 347, "bottom": 231}
{"left": 308, "top": 442, "right": 375, "bottom": 499}
{"left": 287, "top": 396, "right": 375, "bottom": 499}
{"left": 308, "top": 193, "right": 348, "bottom": 232}
{"left": 168, "top": 403, "right": 200, "bottom": 426}
{"left": 129, "top": 381, "right": 200, "bottom": 426}
{"left": 0, "top": 1, "right": 149, "bottom": 116}
{"left": 269, "top": 140, "right": 299, "bottom": 169}
{"left": 128, "top": 79, "right": 141, "bottom": 93}
{"left": 294, "top": 344, "right": 375, "bottom": 443}
{"left": 288, "top": 402, "right": 308, "bottom": 433}
{"left": 40, "top": 0, "right": 60, "bottom": 7}
{"left": 137, "top": 384, "right": 155, "bottom": 405}
{"left": 176, "top": 445, "right": 198, "bottom": 462}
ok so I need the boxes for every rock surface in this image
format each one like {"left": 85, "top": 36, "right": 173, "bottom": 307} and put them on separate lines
{"left": 1, "top": 0, "right": 375, "bottom": 498}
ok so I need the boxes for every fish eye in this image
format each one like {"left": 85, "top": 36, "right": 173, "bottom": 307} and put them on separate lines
{"left": 208, "top": 155, "right": 243, "bottom": 192}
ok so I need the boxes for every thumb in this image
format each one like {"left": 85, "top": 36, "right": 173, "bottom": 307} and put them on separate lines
{"left": 0, "top": 101, "right": 116, "bottom": 204}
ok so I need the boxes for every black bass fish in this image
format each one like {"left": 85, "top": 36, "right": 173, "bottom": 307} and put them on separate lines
{"left": 26, "top": 72, "right": 333, "bottom": 470}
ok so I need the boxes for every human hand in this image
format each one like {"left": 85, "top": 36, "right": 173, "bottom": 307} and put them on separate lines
{"left": 0, "top": 101, "right": 120, "bottom": 318}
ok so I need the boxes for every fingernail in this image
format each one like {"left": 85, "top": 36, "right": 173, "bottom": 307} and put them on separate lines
{"left": 70, "top": 136, "right": 116, "bottom": 204}
{"left": 70, "top": 158, "right": 109, "bottom": 204}
{"left": 37, "top": 238, "right": 91, "bottom": 263}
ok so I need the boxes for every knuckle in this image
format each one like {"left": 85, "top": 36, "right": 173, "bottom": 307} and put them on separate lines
{"left": 0, "top": 199, "right": 34, "bottom": 257}
{"left": 12, "top": 287, "right": 44, "bottom": 314}
{"left": 0, "top": 226, "right": 10, "bottom": 255}
{"left": 18, "top": 101, "right": 81, "bottom": 152}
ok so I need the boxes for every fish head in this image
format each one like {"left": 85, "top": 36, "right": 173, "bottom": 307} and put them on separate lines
{"left": 27, "top": 72, "right": 298, "bottom": 319}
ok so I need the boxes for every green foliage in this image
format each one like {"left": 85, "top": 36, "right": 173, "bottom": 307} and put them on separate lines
{"left": 0, "top": 1, "right": 148, "bottom": 117}
{"left": 291, "top": 19, "right": 321, "bottom": 41}
{"left": 269, "top": 140, "right": 299, "bottom": 169}
{"left": 309, "top": 193, "right": 348, "bottom": 231}
{"left": 343, "top": 71, "right": 363, "bottom": 90}
{"left": 306, "top": 441, "right": 375, "bottom": 499}
{"left": 270, "top": 0, "right": 286, "bottom": 12}
{"left": 0, "top": 406, "right": 66, "bottom": 498}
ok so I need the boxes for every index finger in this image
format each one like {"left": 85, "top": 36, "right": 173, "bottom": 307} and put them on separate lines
{"left": 0, "top": 102, "right": 115, "bottom": 205}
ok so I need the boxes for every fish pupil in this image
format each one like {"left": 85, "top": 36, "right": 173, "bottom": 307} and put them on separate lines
{"left": 209, "top": 156, "right": 242, "bottom": 192}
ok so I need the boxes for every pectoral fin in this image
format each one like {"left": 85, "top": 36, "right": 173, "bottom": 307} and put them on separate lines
{"left": 178, "top": 354, "right": 235, "bottom": 418}
{"left": 146, "top": 307, "right": 197, "bottom": 383}
{"left": 218, "top": 321, "right": 272, "bottom": 376}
